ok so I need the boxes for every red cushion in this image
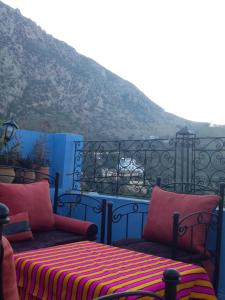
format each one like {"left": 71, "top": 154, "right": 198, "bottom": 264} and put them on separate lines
{"left": 0, "top": 181, "right": 54, "bottom": 231}
{"left": 143, "top": 186, "right": 220, "bottom": 254}
{"left": 54, "top": 214, "right": 98, "bottom": 237}
{"left": 3, "top": 211, "right": 33, "bottom": 242}
{"left": 2, "top": 236, "right": 19, "bottom": 300}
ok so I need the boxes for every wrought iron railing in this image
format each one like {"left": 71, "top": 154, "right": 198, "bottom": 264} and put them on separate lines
{"left": 72, "top": 128, "right": 225, "bottom": 198}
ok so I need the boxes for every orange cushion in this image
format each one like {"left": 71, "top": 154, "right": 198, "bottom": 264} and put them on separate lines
{"left": 143, "top": 186, "right": 220, "bottom": 254}
{"left": 0, "top": 181, "right": 54, "bottom": 231}
{"left": 2, "top": 236, "right": 19, "bottom": 300}
{"left": 3, "top": 211, "right": 33, "bottom": 241}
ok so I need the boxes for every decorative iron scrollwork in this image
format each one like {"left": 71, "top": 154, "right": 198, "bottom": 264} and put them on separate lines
{"left": 112, "top": 202, "right": 148, "bottom": 224}
{"left": 71, "top": 134, "right": 225, "bottom": 199}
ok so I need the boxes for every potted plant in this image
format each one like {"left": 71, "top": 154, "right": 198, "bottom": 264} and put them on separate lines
{"left": 31, "top": 136, "right": 50, "bottom": 181}
{"left": 0, "top": 156, "right": 15, "bottom": 182}
{"left": 17, "top": 154, "right": 36, "bottom": 183}
{"left": 0, "top": 140, "right": 21, "bottom": 183}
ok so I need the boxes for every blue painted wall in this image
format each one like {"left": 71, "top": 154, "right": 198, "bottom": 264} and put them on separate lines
{"left": 16, "top": 129, "right": 82, "bottom": 191}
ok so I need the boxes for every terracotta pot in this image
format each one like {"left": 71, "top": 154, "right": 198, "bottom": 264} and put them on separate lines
{"left": 35, "top": 166, "right": 49, "bottom": 181}
{"left": 14, "top": 168, "right": 25, "bottom": 183}
{"left": 23, "top": 170, "right": 36, "bottom": 183}
{"left": 0, "top": 166, "right": 15, "bottom": 183}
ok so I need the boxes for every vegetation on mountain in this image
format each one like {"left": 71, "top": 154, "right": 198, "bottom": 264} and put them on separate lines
{"left": 1, "top": 1, "right": 225, "bottom": 140}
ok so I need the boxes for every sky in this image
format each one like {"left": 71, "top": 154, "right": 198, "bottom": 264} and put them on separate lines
{"left": 2, "top": 0, "right": 225, "bottom": 125}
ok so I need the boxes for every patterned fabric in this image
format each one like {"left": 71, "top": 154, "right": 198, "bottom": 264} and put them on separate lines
{"left": 14, "top": 241, "right": 216, "bottom": 300}
{"left": 3, "top": 212, "right": 33, "bottom": 242}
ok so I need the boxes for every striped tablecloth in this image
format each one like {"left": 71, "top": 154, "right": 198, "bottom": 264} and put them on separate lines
{"left": 14, "top": 241, "right": 216, "bottom": 300}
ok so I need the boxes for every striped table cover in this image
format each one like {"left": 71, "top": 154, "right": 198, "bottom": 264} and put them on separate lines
{"left": 14, "top": 241, "right": 216, "bottom": 300}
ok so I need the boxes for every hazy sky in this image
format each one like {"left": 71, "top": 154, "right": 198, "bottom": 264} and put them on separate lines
{"left": 2, "top": 0, "right": 225, "bottom": 125}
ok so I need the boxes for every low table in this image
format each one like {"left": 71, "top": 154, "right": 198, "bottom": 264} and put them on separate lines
{"left": 14, "top": 241, "right": 216, "bottom": 300}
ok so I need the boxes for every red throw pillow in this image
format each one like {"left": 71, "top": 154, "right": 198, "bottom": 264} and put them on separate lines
{"left": 2, "top": 236, "right": 20, "bottom": 300}
{"left": 0, "top": 181, "right": 54, "bottom": 231}
{"left": 3, "top": 211, "right": 33, "bottom": 242}
{"left": 143, "top": 186, "right": 220, "bottom": 254}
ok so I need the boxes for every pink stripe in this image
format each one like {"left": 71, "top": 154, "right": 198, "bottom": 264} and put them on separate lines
{"left": 63, "top": 274, "right": 77, "bottom": 300}
{"left": 19, "top": 260, "right": 35, "bottom": 289}
{"left": 47, "top": 268, "right": 62, "bottom": 300}
{"left": 180, "top": 272, "right": 209, "bottom": 283}
{"left": 98, "top": 275, "right": 163, "bottom": 298}
{"left": 177, "top": 286, "right": 215, "bottom": 298}
{"left": 35, "top": 265, "right": 51, "bottom": 298}
{"left": 55, "top": 270, "right": 72, "bottom": 299}
{"left": 15, "top": 258, "right": 25, "bottom": 282}
{"left": 26, "top": 262, "right": 40, "bottom": 295}
{"left": 192, "top": 285, "right": 216, "bottom": 295}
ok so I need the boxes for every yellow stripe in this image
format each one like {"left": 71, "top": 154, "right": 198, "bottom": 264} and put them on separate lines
{"left": 39, "top": 266, "right": 57, "bottom": 300}
{"left": 33, "top": 264, "right": 47, "bottom": 296}
{"left": 180, "top": 266, "right": 207, "bottom": 275}
{"left": 177, "top": 280, "right": 214, "bottom": 291}
{"left": 52, "top": 268, "right": 63, "bottom": 297}
{"left": 179, "top": 296, "right": 190, "bottom": 300}
{"left": 17, "top": 259, "right": 27, "bottom": 287}
{"left": 190, "top": 292, "right": 217, "bottom": 300}
{"left": 24, "top": 262, "right": 38, "bottom": 300}
{"left": 39, "top": 267, "right": 52, "bottom": 299}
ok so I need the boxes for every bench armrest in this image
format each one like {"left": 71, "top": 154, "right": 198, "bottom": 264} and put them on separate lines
{"left": 53, "top": 214, "right": 98, "bottom": 238}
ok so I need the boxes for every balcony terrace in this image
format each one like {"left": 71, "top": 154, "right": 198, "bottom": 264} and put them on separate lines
{"left": 0, "top": 127, "right": 225, "bottom": 299}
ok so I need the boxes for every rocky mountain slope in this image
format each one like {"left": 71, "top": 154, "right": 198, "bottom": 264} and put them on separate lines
{"left": 1, "top": 1, "right": 224, "bottom": 140}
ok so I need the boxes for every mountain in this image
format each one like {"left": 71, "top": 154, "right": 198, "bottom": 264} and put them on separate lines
{"left": 1, "top": 1, "right": 225, "bottom": 140}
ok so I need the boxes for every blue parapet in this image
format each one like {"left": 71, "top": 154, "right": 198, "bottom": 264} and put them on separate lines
{"left": 16, "top": 129, "right": 83, "bottom": 192}
{"left": 48, "top": 132, "right": 83, "bottom": 191}
{"left": 16, "top": 129, "right": 42, "bottom": 156}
